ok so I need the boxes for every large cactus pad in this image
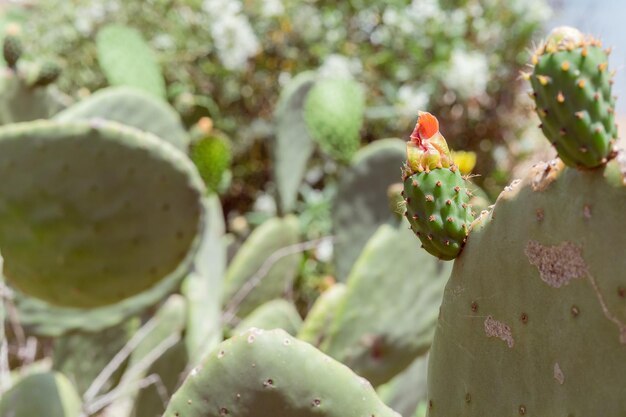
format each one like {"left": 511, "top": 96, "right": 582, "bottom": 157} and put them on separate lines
{"left": 164, "top": 328, "right": 400, "bottom": 417}
{"left": 427, "top": 159, "right": 626, "bottom": 415}
{"left": 0, "top": 120, "right": 204, "bottom": 308}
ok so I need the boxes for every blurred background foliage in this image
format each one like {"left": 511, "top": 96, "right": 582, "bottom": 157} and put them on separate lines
{"left": 2, "top": 0, "right": 552, "bottom": 206}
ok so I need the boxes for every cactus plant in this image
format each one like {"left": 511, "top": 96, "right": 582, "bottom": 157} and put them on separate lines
{"left": 320, "top": 222, "right": 450, "bottom": 386}
{"left": 222, "top": 215, "right": 301, "bottom": 318}
{"left": 402, "top": 112, "right": 474, "bottom": 260}
{"left": 0, "top": 371, "right": 82, "bottom": 417}
{"left": 54, "top": 86, "right": 189, "bottom": 151}
{"left": 297, "top": 283, "right": 347, "bottom": 347}
{"left": 273, "top": 71, "right": 318, "bottom": 213}
{"left": 333, "top": 139, "right": 406, "bottom": 280}
{"left": 427, "top": 159, "right": 626, "bottom": 415}
{"left": 528, "top": 26, "right": 617, "bottom": 168}
{"left": 96, "top": 24, "right": 166, "bottom": 98}
{"left": 304, "top": 78, "right": 365, "bottom": 163}
{"left": 426, "top": 29, "right": 626, "bottom": 413}
{"left": 52, "top": 319, "right": 139, "bottom": 395}
{"left": 163, "top": 328, "right": 401, "bottom": 417}
{"left": 377, "top": 354, "right": 429, "bottom": 417}
{"left": 0, "top": 120, "right": 204, "bottom": 307}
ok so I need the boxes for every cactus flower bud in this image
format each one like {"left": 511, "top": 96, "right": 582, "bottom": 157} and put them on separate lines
{"left": 405, "top": 112, "right": 453, "bottom": 175}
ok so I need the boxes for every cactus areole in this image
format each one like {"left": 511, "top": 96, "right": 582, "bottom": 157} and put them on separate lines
{"left": 402, "top": 112, "right": 473, "bottom": 260}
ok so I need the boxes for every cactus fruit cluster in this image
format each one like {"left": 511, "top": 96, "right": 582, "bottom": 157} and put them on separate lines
{"left": 527, "top": 26, "right": 617, "bottom": 168}
{"left": 402, "top": 112, "right": 474, "bottom": 260}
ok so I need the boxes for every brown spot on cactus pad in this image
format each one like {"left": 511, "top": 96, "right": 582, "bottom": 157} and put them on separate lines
{"left": 525, "top": 241, "right": 587, "bottom": 288}
{"left": 530, "top": 159, "right": 564, "bottom": 191}
{"left": 484, "top": 316, "right": 514, "bottom": 348}
{"left": 554, "top": 363, "right": 565, "bottom": 385}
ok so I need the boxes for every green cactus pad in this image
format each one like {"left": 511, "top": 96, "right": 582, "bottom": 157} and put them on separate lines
{"left": 0, "top": 120, "right": 204, "bottom": 308}
{"left": 233, "top": 299, "right": 303, "bottom": 336}
{"left": 297, "top": 283, "right": 347, "bottom": 347}
{"left": 403, "top": 167, "right": 473, "bottom": 260}
{"left": 52, "top": 319, "right": 139, "bottom": 395}
{"left": 55, "top": 86, "right": 189, "bottom": 151}
{"left": 12, "top": 268, "right": 184, "bottom": 336}
{"left": 0, "top": 372, "right": 82, "bottom": 417}
{"left": 189, "top": 133, "right": 232, "bottom": 193}
{"left": 163, "top": 328, "right": 401, "bottom": 417}
{"left": 304, "top": 78, "right": 364, "bottom": 163}
{"left": 274, "top": 71, "right": 317, "bottom": 213}
{"left": 530, "top": 28, "right": 617, "bottom": 168}
{"left": 377, "top": 354, "right": 429, "bottom": 417}
{"left": 222, "top": 215, "right": 300, "bottom": 318}
{"left": 96, "top": 24, "right": 166, "bottom": 98}
{"left": 0, "top": 71, "right": 69, "bottom": 125}
{"left": 333, "top": 139, "right": 406, "bottom": 280}
{"left": 321, "top": 223, "right": 450, "bottom": 386}
{"left": 427, "top": 159, "right": 626, "bottom": 415}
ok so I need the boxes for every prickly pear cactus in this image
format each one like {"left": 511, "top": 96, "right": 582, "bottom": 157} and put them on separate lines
{"left": 297, "top": 283, "right": 347, "bottom": 347}
{"left": 0, "top": 70, "right": 69, "bottom": 125}
{"left": 0, "top": 120, "right": 204, "bottom": 307}
{"left": 222, "top": 216, "right": 300, "bottom": 318}
{"left": 96, "top": 24, "right": 166, "bottom": 98}
{"left": 304, "top": 78, "right": 364, "bottom": 163}
{"left": 0, "top": 371, "right": 82, "bottom": 417}
{"left": 528, "top": 26, "right": 617, "bottom": 168}
{"left": 52, "top": 319, "right": 139, "bottom": 395}
{"left": 55, "top": 86, "right": 189, "bottom": 151}
{"left": 427, "top": 159, "right": 626, "bottom": 415}
{"left": 27, "top": 60, "right": 61, "bottom": 88}
{"left": 402, "top": 112, "right": 473, "bottom": 260}
{"left": 333, "top": 139, "right": 406, "bottom": 280}
{"left": 163, "top": 328, "right": 401, "bottom": 417}
{"left": 321, "top": 222, "right": 450, "bottom": 386}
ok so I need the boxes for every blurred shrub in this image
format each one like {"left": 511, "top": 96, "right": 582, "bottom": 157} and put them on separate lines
{"left": 16, "top": 0, "right": 549, "bottom": 180}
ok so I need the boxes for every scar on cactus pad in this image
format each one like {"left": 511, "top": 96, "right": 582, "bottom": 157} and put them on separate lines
{"left": 525, "top": 26, "right": 618, "bottom": 169}
{"left": 402, "top": 112, "right": 474, "bottom": 260}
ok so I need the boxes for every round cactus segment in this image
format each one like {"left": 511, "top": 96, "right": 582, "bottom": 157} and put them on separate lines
{"left": 96, "top": 24, "right": 166, "bottom": 98}
{"left": 0, "top": 371, "right": 82, "bottom": 417}
{"left": 0, "top": 120, "right": 205, "bottom": 308}
{"left": 403, "top": 167, "right": 472, "bottom": 260}
{"left": 304, "top": 78, "right": 364, "bottom": 162}
{"left": 54, "top": 86, "right": 190, "bottom": 151}
{"left": 530, "top": 26, "right": 616, "bottom": 168}
{"left": 189, "top": 133, "right": 232, "bottom": 193}
{"left": 164, "top": 328, "right": 400, "bottom": 417}
{"left": 427, "top": 159, "right": 626, "bottom": 415}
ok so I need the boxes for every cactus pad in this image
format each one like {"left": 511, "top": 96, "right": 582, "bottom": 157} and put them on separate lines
{"left": 0, "top": 120, "right": 204, "bottom": 308}
{"left": 529, "top": 27, "right": 617, "bottom": 168}
{"left": 164, "top": 328, "right": 400, "bottom": 417}
{"left": 0, "top": 372, "right": 82, "bottom": 417}
{"left": 55, "top": 86, "right": 189, "bottom": 151}
{"left": 96, "top": 24, "right": 166, "bottom": 98}
{"left": 304, "top": 78, "right": 364, "bottom": 162}
{"left": 427, "top": 159, "right": 626, "bottom": 415}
